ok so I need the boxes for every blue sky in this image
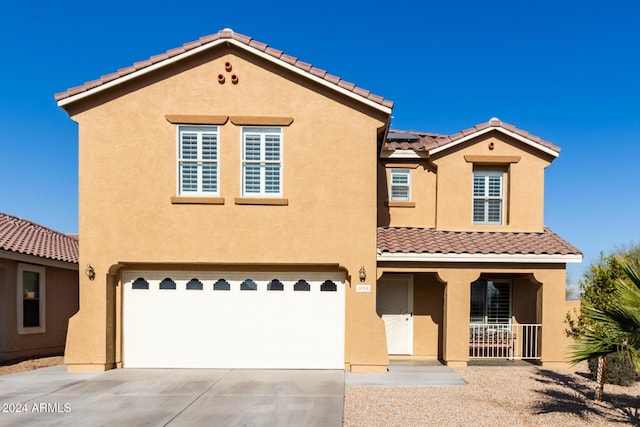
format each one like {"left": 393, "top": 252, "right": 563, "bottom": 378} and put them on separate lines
{"left": 1, "top": 1, "right": 638, "bottom": 285}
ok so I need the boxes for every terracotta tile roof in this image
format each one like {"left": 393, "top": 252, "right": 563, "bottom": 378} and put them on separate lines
{"left": 384, "top": 118, "right": 561, "bottom": 154}
{"left": 55, "top": 28, "right": 394, "bottom": 110}
{"left": 0, "top": 213, "right": 79, "bottom": 264}
{"left": 377, "top": 227, "right": 581, "bottom": 256}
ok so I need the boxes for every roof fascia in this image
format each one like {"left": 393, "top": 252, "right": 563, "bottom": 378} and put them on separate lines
{"left": 380, "top": 149, "right": 428, "bottom": 159}
{"left": 0, "top": 249, "right": 79, "bottom": 270}
{"left": 377, "top": 252, "right": 582, "bottom": 263}
{"left": 57, "top": 39, "right": 392, "bottom": 115}
{"left": 429, "top": 127, "right": 559, "bottom": 158}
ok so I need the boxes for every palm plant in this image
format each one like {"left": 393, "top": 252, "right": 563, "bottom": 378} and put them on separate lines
{"left": 569, "top": 260, "right": 640, "bottom": 400}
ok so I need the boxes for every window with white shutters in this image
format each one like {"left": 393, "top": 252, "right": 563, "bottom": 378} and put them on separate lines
{"left": 473, "top": 170, "right": 503, "bottom": 224}
{"left": 178, "top": 126, "right": 218, "bottom": 196}
{"left": 470, "top": 280, "right": 511, "bottom": 324}
{"left": 389, "top": 168, "right": 411, "bottom": 201}
{"left": 242, "top": 127, "right": 282, "bottom": 197}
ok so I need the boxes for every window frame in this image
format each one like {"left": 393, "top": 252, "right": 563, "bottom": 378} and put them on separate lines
{"left": 389, "top": 168, "right": 411, "bottom": 202}
{"left": 472, "top": 170, "right": 504, "bottom": 225}
{"left": 470, "top": 279, "right": 512, "bottom": 324}
{"left": 176, "top": 125, "right": 219, "bottom": 196}
{"left": 17, "top": 263, "right": 46, "bottom": 334}
{"left": 241, "top": 127, "right": 283, "bottom": 197}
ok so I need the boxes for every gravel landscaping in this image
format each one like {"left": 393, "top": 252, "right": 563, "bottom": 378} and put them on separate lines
{"left": 0, "top": 355, "right": 63, "bottom": 376}
{"left": 344, "top": 362, "right": 640, "bottom": 426}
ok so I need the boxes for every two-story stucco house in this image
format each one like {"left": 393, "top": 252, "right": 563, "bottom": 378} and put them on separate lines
{"left": 55, "top": 29, "right": 581, "bottom": 372}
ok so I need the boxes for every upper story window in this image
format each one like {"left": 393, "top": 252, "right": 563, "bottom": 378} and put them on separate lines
{"left": 389, "top": 168, "right": 411, "bottom": 201}
{"left": 177, "top": 126, "right": 218, "bottom": 196}
{"left": 242, "top": 127, "right": 282, "bottom": 197}
{"left": 473, "top": 170, "right": 503, "bottom": 224}
{"left": 17, "top": 264, "right": 46, "bottom": 334}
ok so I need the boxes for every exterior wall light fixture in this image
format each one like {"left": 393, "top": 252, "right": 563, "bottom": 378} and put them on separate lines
{"left": 85, "top": 264, "right": 96, "bottom": 281}
{"left": 359, "top": 266, "right": 366, "bottom": 282}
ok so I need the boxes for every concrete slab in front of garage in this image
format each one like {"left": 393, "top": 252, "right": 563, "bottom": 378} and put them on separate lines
{"left": 0, "top": 366, "right": 344, "bottom": 426}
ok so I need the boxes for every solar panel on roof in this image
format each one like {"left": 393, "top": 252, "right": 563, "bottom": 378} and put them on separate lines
{"left": 387, "top": 132, "right": 420, "bottom": 142}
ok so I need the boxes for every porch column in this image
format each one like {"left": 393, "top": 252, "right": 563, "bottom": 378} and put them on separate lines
{"left": 439, "top": 270, "right": 477, "bottom": 367}
{"left": 534, "top": 267, "right": 572, "bottom": 369}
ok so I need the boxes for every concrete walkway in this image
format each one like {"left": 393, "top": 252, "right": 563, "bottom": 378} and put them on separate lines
{"left": 346, "top": 360, "right": 467, "bottom": 387}
{"left": 0, "top": 366, "right": 344, "bottom": 426}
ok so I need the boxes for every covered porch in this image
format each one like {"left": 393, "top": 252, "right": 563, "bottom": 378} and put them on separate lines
{"left": 376, "top": 270, "right": 549, "bottom": 366}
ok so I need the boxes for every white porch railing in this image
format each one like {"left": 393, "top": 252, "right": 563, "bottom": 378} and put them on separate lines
{"left": 469, "top": 323, "right": 542, "bottom": 360}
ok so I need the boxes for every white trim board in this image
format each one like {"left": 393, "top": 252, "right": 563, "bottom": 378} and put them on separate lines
{"left": 377, "top": 252, "right": 582, "bottom": 263}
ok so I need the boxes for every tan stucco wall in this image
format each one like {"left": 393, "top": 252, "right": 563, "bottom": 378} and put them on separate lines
{"left": 63, "top": 45, "right": 390, "bottom": 371}
{"left": 417, "top": 133, "right": 554, "bottom": 232}
{"left": 0, "top": 258, "right": 78, "bottom": 362}
{"left": 378, "top": 161, "right": 436, "bottom": 227}
{"left": 412, "top": 273, "right": 443, "bottom": 358}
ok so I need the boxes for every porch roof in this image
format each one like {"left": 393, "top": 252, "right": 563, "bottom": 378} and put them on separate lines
{"left": 377, "top": 227, "right": 582, "bottom": 263}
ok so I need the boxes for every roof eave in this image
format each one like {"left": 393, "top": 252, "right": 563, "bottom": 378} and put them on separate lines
{"left": 0, "top": 249, "right": 79, "bottom": 270}
{"left": 56, "top": 38, "right": 393, "bottom": 115}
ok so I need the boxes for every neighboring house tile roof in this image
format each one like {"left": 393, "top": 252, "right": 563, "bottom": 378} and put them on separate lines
{"left": 385, "top": 118, "right": 561, "bottom": 154}
{"left": 377, "top": 226, "right": 581, "bottom": 256}
{"left": 0, "top": 213, "right": 79, "bottom": 264}
{"left": 54, "top": 28, "right": 394, "bottom": 110}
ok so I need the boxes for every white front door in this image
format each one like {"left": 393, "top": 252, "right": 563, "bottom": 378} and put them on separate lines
{"left": 377, "top": 276, "right": 413, "bottom": 355}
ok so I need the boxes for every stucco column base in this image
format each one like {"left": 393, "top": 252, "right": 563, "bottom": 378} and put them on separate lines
{"left": 350, "top": 364, "right": 388, "bottom": 373}
{"left": 445, "top": 360, "right": 467, "bottom": 368}
{"left": 66, "top": 363, "right": 116, "bottom": 372}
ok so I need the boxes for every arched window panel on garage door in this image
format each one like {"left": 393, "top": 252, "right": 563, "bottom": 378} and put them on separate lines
{"left": 241, "top": 279, "right": 257, "bottom": 291}
{"left": 213, "top": 279, "right": 230, "bottom": 291}
{"left": 131, "top": 277, "right": 149, "bottom": 290}
{"left": 267, "top": 279, "right": 284, "bottom": 291}
{"left": 321, "top": 280, "right": 337, "bottom": 292}
{"left": 186, "top": 278, "right": 203, "bottom": 290}
{"left": 159, "top": 278, "right": 176, "bottom": 290}
{"left": 294, "top": 279, "right": 310, "bottom": 291}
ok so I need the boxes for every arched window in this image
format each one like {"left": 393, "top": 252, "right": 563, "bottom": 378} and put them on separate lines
{"left": 131, "top": 277, "right": 149, "bottom": 290}
{"left": 159, "top": 278, "right": 176, "bottom": 290}
{"left": 294, "top": 279, "right": 310, "bottom": 291}
{"left": 267, "top": 279, "right": 284, "bottom": 291}
{"left": 213, "top": 279, "right": 230, "bottom": 291}
{"left": 321, "top": 280, "right": 337, "bottom": 292}
{"left": 241, "top": 279, "right": 257, "bottom": 291}
{"left": 186, "top": 278, "right": 203, "bottom": 290}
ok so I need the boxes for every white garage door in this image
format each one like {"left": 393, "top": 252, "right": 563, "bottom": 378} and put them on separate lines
{"left": 122, "top": 271, "right": 345, "bottom": 369}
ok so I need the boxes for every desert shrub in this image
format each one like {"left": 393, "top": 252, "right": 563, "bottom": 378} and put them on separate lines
{"left": 588, "top": 352, "right": 637, "bottom": 386}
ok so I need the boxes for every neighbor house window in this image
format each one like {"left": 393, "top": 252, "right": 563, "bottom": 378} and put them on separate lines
{"left": 473, "top": 170, "right": 503, "bottom": 224}
{"left": 470, "top": 280, "right": 511, "bottom": 324}
{"left": 389, "top": 168, "right": 411, "bottom": 201}
{"left": 17, "top": 264, "right": 46, "bottom": 334}
{"left": 242, "top": 127, "right": 282, "bottom": 197}
{"left": 177, "top": 125, "right": 218, "bottom": 195}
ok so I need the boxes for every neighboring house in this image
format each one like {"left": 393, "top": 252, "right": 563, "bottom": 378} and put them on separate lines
{"left": 55, "top": 29, "right": 581, "bottom": 372}
{"left": 0, "top": 213, "right": 79, "bottom": 362}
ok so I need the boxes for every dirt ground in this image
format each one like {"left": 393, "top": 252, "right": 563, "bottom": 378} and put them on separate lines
{"left": 0, "top": 355, "right": 64, "bottom": 376}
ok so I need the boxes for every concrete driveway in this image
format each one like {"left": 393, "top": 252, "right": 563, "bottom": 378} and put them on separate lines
{"left": 0, "top": 366, "right": 344, "bottom": 426}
